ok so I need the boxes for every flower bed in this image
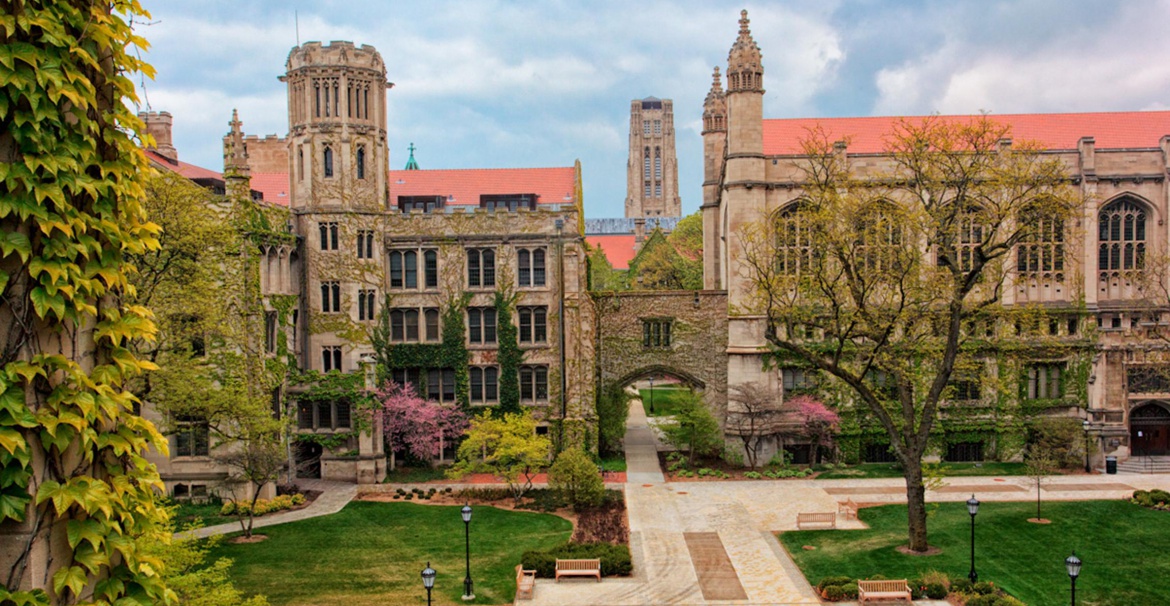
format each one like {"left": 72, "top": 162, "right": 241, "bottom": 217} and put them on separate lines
{"left": 220, "top": 493, "right": 305, "bottom": 516}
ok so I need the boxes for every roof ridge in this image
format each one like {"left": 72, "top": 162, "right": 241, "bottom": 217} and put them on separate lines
{"left": 763, "top": 109, "right": 1170, "bottom": 122}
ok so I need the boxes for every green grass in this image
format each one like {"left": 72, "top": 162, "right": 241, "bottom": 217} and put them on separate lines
{"left": 170, "top": 499, "right": 234, "bottom": 528}
{"left": 383, "top": 464, "right": 452, "bottom": 483}
{"left": 599, "top": 456, "right": 627, "bottom": 472}
{"left": 208, "top": 501, "right": 571, "bottom": 606}
{"left": 638, "top": 387, "right": 694, "bottom": 417}
{"left": 780, "top": 500, "right": 1169, "bottom": 606}
{"left": 814, "top": 461, "right": 1031, "bottom": 479}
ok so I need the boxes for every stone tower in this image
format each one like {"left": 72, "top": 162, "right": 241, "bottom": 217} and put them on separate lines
{"left": 223, "top": 109, "right": 251, "bottom": 200}
{"left": 701, "top": 67, "right": 727, "bottom": 289}
{"left": 721, "top": 10, "right": 765, "bottom": 296}
{"left": 625, "top": 97, "right": 682, "bottom": 218}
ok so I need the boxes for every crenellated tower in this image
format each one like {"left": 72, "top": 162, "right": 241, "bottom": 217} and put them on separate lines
{"left": 701, "top": 67, "right": 727, "bottom": 289}
{"left": 625, "top": 97, "right": 681, "bottom": 218}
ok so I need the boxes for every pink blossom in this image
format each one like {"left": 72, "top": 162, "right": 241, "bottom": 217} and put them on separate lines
{"left": 367, "top": 381, "right": 469, "bottom": 461}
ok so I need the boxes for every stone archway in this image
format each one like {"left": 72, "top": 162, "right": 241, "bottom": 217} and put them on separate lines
{"left": 1131, "top": 401, "right": 1170, "bottom": 456}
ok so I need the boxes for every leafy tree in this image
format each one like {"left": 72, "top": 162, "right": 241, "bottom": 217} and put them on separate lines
{"left": 596, "top": 382, "right": 631, "bottom": 456}
{"left": 449, "top": 411, "right": 551, "bottom": 504}
{"left": 660, "top": 391, "right": 722, "bottom": 466}
{"left": 1023, "top": 444, "right": 1057, "bottom": 521}
{"left": 726, "top": 382, "right": 785, "bottom": 468}
{"left": 367, "top": 381, "right": 467, "bottom": 466}
{"left": 0, "top": 2, "right": 180, "bottom": 603}
{"left": 792, "top": 395, "right": 840, "bottom": 464}
{"left": 630, "top": 228, "right": 701, "bottom": 290}
{"left": 548, "top": 447, "right": 604, "bottom": 510}
{"left": 586, "top": 243, "right": 628, "bottom": 291}
{"left": 150, "top": 526, "right": 268, "bottom": 606}
{"left": 738, "top": 115, "right": 1078, "bottom": 552}
{"left": 215, "top": 435, "right": 285, "bottom": 539}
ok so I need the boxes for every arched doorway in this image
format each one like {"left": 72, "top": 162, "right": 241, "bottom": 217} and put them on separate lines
{"left": 1131, "top": 402, "right": 1170, "bottom": 456}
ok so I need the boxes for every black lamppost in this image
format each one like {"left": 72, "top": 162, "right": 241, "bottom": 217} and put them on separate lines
{"left": 967, "top": 494, "right": 980, "bottom": 583}
{"left": 421, "top": 562, "right": 436, "bottom": 606}
{"left": 461, "top": 504, "right": 474, "bottom": 601}
{"left": 1082, "top": 420, "right": 1092, "bottom": 473}
{"left": 1065, "top": 551, "right": 1081, "bottom": 606}
{"left": 648, "top": 376, "right": 655, "bottom": 414}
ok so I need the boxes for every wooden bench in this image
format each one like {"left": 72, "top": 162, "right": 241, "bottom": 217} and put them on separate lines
{"left": 555, "top": 558, "right": 602, "bottom": 582}
{"left": 838, "top": 499, "right": 859, "bottom": 520}
{"left": 515, "top": 564, "right": 536, "bottom": 599}
{"left": 858, "top": 579, "right": 912, "bottom": 603}
{"left": 796, "top": 512, "right": 837, "bottom": 529}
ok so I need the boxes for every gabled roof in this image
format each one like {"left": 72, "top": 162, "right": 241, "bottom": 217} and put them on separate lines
{"left": 145, "top": 149, "right": 222, "bottom": 181}
{"left": 586, "top": 234, "right": 637, "bottom": 270}
{"left": 388, "top": 167, "right": 577, "bottom": 206}
{"left": 762, "top": 111, "right": 1170, "bottom": 155}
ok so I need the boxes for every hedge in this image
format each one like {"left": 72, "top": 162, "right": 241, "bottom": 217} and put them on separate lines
{"left": 520, "top": 542, "right": 632, "bottom": 578}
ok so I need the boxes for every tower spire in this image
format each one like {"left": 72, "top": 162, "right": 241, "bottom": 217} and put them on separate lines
{"left": 223, "top": 108, "right": 252, "bottom": 199}
{"left": 404, "top": 142, "right": 420, "bottom": 170}
{"left": 727, "top": 9, "right": 763, "bottom": 93}
{"left": 703, "top": 67, "right": 727, "bottom": 134}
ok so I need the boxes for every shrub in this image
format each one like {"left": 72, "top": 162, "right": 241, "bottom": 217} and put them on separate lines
{"left": 1150, "top": 488, "right": 1170, "bottom": 504}
{"left": 520, "top": 542, "right": 632, "bottom": 578}
{"left": 549, "top": 447, "right": 606, "bottom": 510}
{"left": 276, "top": 483, "right": 302, "bottom": 496}
{"left": 817, "top": 576, "right": 852, "bottom": 591}
{"left": 917, "top": 569, "right": 950, "bottom": 588}
{"left": 744, "top": 471, "right": 762, "bottom": 479}
{"left": 925, "top": 582, "right": 947, "bottom": 599}
{"left": 837, "top": 583, "right": 858, "bottom": 599}
{"left": 822, "top": 585, "right": 846, "bottom": 601}
{"left": 973, "top": 581, "right": 995, "bottom": 595}
{"left": 950, "top": 578, "right": 973, "bottom": 593}
{"left": 964, "top": 596, "right": 998, "bottom": 606}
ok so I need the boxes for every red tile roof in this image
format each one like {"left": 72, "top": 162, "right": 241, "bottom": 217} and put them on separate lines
{"left": 251, "top": 173, "right": 291, "bottom": 206}
{"left": 586, "top": 234, "right": 638, "bottom": 270}
{"left": 762, "top": 111, "right": 1170, "bottom": 155}
{"left": 388, "top": 167, "right": 577, "bottom": 206}
{"left": 145, "top": 150, "right": 223, "bottom": 181}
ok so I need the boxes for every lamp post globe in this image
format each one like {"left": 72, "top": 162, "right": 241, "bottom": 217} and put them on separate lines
{"left": 967, "top": 495, "right": 980, "bottom": 583}
{"left": 421, "top": 562, "right": 436, "bottom": 606}
{"left": 461, "top": 504, "right": 474, "bottom": 601}
{"left": 1066, "top": 552, "right": 1081, "bottom": 606}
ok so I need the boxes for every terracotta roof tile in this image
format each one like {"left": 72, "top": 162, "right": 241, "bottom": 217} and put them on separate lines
{"left": 388, "top": 167, "right": 576, "bottom": 206}
{"left": 145, "top": 150, "right": 222, "bottom": 181}
{"left": 762, "top": 111, "right": 1170, "bottom": 155}
{"left": 250, "top": 173, "right": 291, "bottom": 206}
{"left": 586, "top": 234, "right": 638, "bottom": 270}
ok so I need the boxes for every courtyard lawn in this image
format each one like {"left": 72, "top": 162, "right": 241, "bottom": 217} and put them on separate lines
{"left": 814, "top": 461, "right": 1030, "bottom": 479}
{"left": 780, "top": 500, "right": 1169, "bottom": 606}
{"left": 638, "top": 387, "right": 694, "bottom": 417}
{"left": 208, "top": 501, "right": 572, "bottom": 605}
{"left": 170, "top": 499, "right": 234, "bottom": 528}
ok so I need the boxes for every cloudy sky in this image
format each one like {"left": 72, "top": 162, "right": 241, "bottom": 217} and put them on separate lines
{"left": 138, "top": 0, "right": 1170, "bottom": 218}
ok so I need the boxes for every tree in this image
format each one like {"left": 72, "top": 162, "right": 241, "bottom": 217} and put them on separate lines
{"left": 548, "top": 447, "right": 604, "bottom": 510}
{"left": 0, "top": 2, "right": 178, "bottom": 603}
{"left": 586, "top": 244, "right": 627, "bottom": 291}
{"left": 150, "top": 525, "right": 268, "bottom": 606}
{"left": 215, "top": 436, "right": 285, "bottom": 539}
{"left": 726, "top": 382, "right": 786, "bottom": 468}
{"left": 367, "top": 381, "right": 468, "bottom": 468}
{"left": 1023, "top": 444, "right": 1057, "bottom": 522}
{"left": 630, "top": 228, "right": 701, "bottom": 290}
{"left": 739, "top": 115, "right": 1078, "bottom": 552}
{"left": 449, "top": 411, "right": 550, "bottom": 504}
{"left": 596, "top": 382, "right": 631, "bottom": 456}
{"left": 792, "top": 395, "right": 840, "bottom": 464}
{"left": 660, "top": 391, "right": 722, "bottom": 466}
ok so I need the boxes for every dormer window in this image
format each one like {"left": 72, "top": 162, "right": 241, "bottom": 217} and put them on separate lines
{"left": 397, "top": 195, "right": 444, "bottom": 213}
{"left": 480, "top": 194, "right": 537, "bottom": 212}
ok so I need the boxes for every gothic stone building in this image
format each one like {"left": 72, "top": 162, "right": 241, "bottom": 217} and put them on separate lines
{"left": 703, "top": 10, "right": 1170, "bottom": 467}
{"left": 143, "top": 40, "right": 596, "bottom": 494}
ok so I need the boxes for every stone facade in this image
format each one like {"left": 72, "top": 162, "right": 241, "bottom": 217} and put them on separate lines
{"left": 703, "top": 10, "right": 1170, "bottom": 465}
{"left": 626, "top": 97, "right": 682, "bottom": 219}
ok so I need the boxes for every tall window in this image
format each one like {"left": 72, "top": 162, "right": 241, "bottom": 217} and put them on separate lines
{"left": 358, "top": 290, "right": 377, "bottom": 321}
{"left": 389, "top": 309, "right": 420, "bottom": 342}
{"left": 1017, "top": 212, "right": 1064, "bottom": 276}
{"left": 1026, "top": 363, "right": 1064, "bottom": 400}
{"left": 517, "top": 248, "right": 546, "bottom": 287}
{"left": 774, "top": 203, "right": 813, "bottom": 275}
{"left": 941, "top": 211, "right": 984, "bottom": 272}
{"left": 642, "top": 319, "right": 672, "bottom": 348}
{"left": 323, "top": 146, "right": 334, "bottom": 178}
{"left": 468, "top": 307, "right": 497, "bottom": 344}
{"left": 320, "top": 281, "right": 340, "bottom": 313}
{"left": 389, "top": 250, "right": 418, "bottom": 289}
{"left": 264, "top": 311, "right": 277, "bottom": 353}
{"left": 424, "top": 250, "right": 438, "bottom": 289}
{"left": 319, "top": 222, "right": 338, "bottom": 250}
{"left": 653, "top": 119, "right": 662, "bottom": 135}
{"left": 356, "top": 146, "right": 366, "bottom": 179}
{"left": 467, "top": 248, "right": 496, "bottom": 288}
{"left": 174, "top": 416, "right": 210, "bottom": 457}
{"left": 1098, "top": 198, "right": 1146, "bottom": 273}
{"left": 643, "top": 147, "right": 650, "bottom": 182}
{"left": 297, "top": 148, "right": 304, "bottom": 182}
{"left": 297, "top": 398, "right": 350, "bottom": 429}
{"left": 520, "top": 365, "right": 549, "bottom": 402}
{"left": 424, "top": 308, "right": 440, "bottom": 341}
{"left": 426, "top": 369, "right": 458, "bottom": 403}
{"left": 642, "top": 120, "right": 650, "bottom": 135}
{"left": 321, "top": 346, "right": 343, "bottom": 372}
{"left": 654, "top": 147, "right": 662, "bottom": 180}
{"left": 470, "top": 366, "right": 499, "bottom": 404}
{"left": 357, "top": 230, "right": 375, "bottom": 259}
{"left": 854, "top": 202, "right": 902, "bottom": 272}
{"left": 518, "top": 306, "right": 547, "bottom": 343}
{"left": 781, "top": 368, "right": 815, "bottom": 396}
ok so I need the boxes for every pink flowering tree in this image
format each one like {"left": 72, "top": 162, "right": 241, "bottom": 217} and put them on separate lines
{"left": 790, "top": 395, "right": 840, "bottom": 464}
{"left": 368, "top": 381, "right": 469, "bottom": 467}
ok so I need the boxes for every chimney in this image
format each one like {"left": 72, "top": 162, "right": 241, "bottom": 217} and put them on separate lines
{"left": 139, "top": 111, "right": 177, "bottom": 161}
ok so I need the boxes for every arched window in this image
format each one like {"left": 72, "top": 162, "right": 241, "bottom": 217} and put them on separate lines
{"left": 1099, "top": 198, "right": 1146, "bottom": 272}
{"left": 323, "top": 146, "right": 334, "bottom": 178}
{"left": 654, "top": 147, "right": 661, "bottom": 180}
{"left": 774, "top": 203, "right": 814, "bottom": 275}
{"left": 853, "top": 202, "right": 902, "bottom": 272}
{"left": 643, "top": 147, "right": 650, "bottom": 181}
{"left": 356, "top": 146, "right": 366, "bottom": 180}
{"left": 1017, "top": 208, "right": 1064, "bottom": 277}
{"left": 940, "top": 207, "right": 985, "bottom": 273}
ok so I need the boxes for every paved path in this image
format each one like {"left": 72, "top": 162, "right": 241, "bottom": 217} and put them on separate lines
{"left": 185, "top": 479, "right": 357, "bottom": 539}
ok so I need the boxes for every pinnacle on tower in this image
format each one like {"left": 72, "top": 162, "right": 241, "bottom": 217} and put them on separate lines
{"left": 727, "top": 9, "right": 763, "bottom": 92}
{"left": 223, "top": 109, "right": 252, "bottom": 199}
{"left": 703, "top": 66, "right": 727, "bottom": 134}
{"left": 404, "top": 142, "right": 420, "bottom": 170}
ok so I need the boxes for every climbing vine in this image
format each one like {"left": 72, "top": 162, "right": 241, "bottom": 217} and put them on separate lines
{"left": 372, "top": 294, "right": 471, "bottom": 409}
{"left": 0, "top": 2, "right": 175, "bottom": 603}
{"left": 495, "top": 290, "right": 522, "bottom": 415}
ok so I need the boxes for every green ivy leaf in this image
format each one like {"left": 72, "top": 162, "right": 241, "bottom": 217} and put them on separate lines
{"left": 51, "top": 565, "right": 87, "bottom": 598}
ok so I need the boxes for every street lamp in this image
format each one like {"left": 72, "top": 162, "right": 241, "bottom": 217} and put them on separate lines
{"left": 648, "top": 376, "right": 655, "bottom": 414}
{"left": 461, "top": 504, "right": 475, "bottom": 601}
{"left": 421, "top": 562, "right": 436, "bottom": 606}
{"left": 1065, "top": 551, "right": 1082, "bottom": 606}
{"left": 967, "top": 494, "right": 980, "bottom": 583}
{"left": 1082, "top": 419, "right": 1092, "bottom": 473}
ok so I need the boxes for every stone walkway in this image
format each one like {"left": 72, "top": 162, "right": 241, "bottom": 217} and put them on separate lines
{"left": 185, "top": 479, "right": 357, "bottom": 539}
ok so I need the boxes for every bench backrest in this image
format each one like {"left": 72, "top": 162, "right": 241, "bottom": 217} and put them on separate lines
{"left": 858, "top": 579, "right": 909, "bottom": 592}
{"left": 556, "top": 559, "right": 601, "bottom": 570}
{"left": 798, "top": 512, "right": 835, "bottom": 521}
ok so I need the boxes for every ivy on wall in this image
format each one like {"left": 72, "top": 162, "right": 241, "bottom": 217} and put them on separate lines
{"left": 495, "top": 291, "right": 522, "bottom": 415}
{"left": 371, "top": 293, "right": 471, "bottom": 409}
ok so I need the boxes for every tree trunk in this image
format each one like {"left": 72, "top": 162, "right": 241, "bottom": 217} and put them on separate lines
{"left": 904, "top": 465, "right": 929, "bottom": 552}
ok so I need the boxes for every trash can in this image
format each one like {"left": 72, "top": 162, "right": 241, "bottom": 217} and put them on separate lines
{"left": 1106, "top": 456, "right": 1117, "bottom": 474}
